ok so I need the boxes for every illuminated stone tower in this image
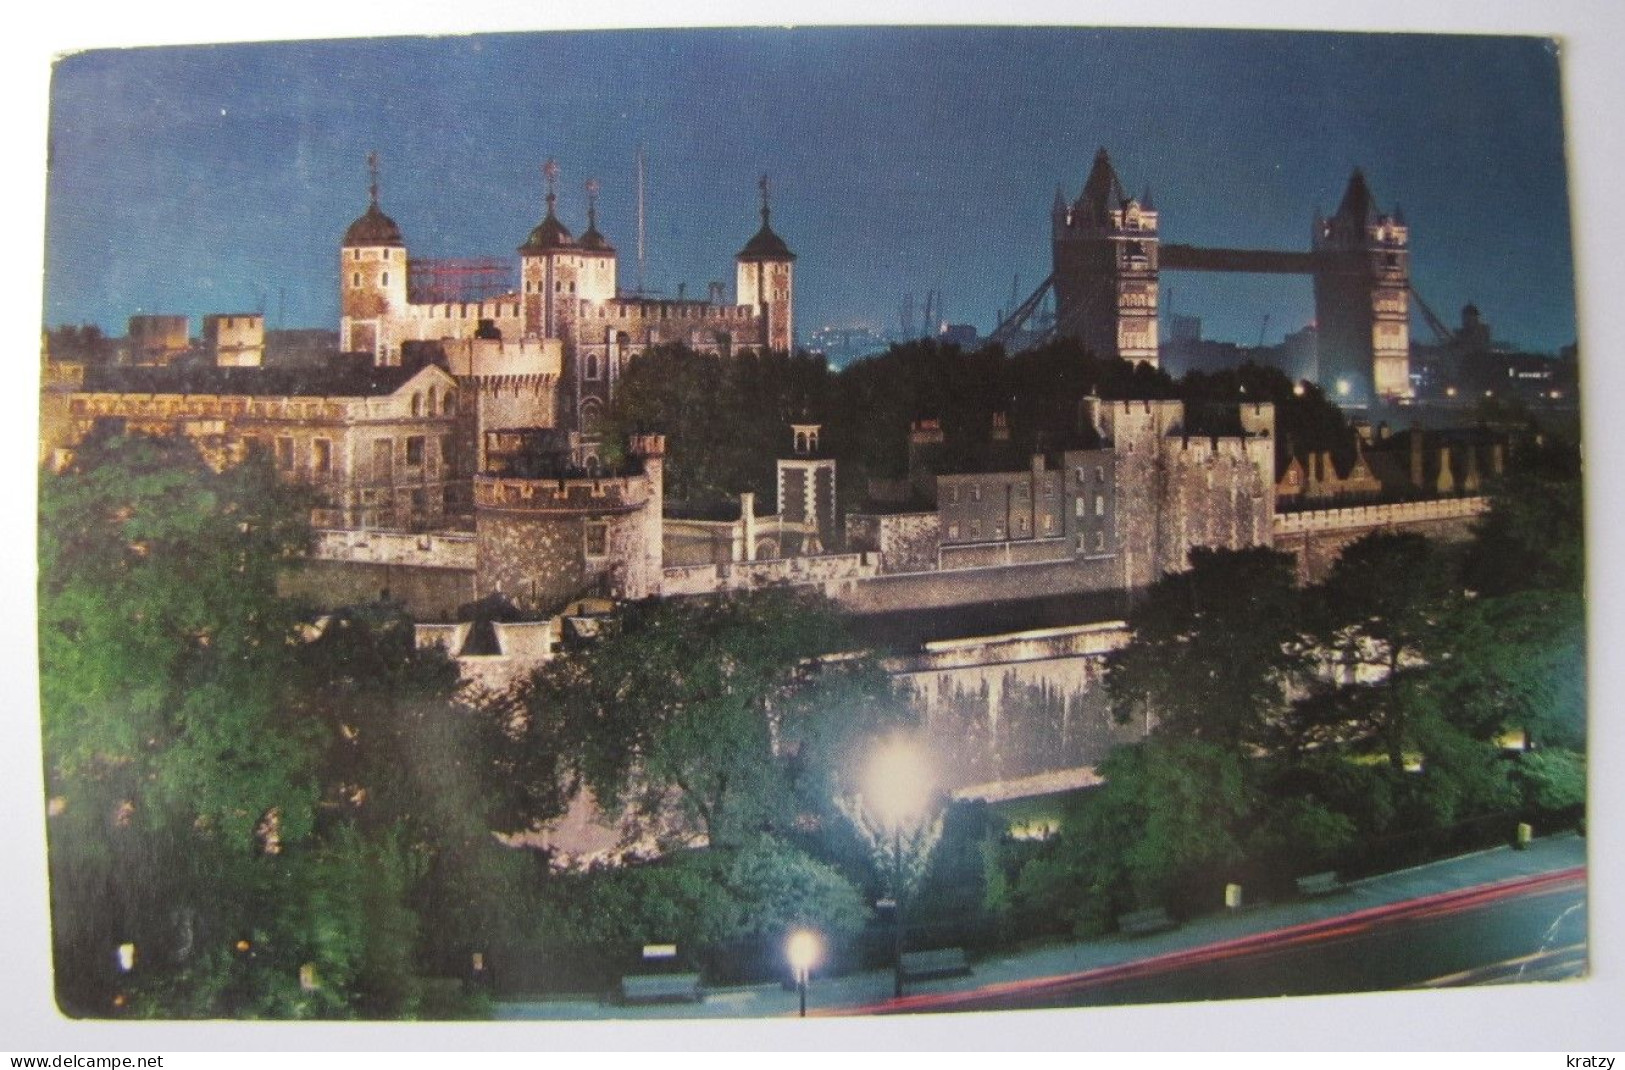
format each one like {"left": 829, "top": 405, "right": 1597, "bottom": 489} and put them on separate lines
{"left": 1051, "top": 149, "right": 1159, "bottom": 366}
{"left": 736, "top": 175, "right": 796, "bottom": 353}
{"left": 340, "top": 152, "right": 409, "bottom": 365}
{"left": 1312, "top": 169, "right": 1413, "bottom": 402}
{"left": 518, "top": 159, "right": 579, "bottom": 343}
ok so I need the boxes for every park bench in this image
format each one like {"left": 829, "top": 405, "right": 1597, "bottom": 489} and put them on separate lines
{"left": 618, "top": 972, "right": 703, "bottom": 1005}
{"left": 899, "top": 947, "right": 972, "bottom": 982}
{"left": 1295, "top": 871, "right": 1348, "bottom": 897}
{"left": 1117, "top": 907, "right": 1178, "bottom": 936}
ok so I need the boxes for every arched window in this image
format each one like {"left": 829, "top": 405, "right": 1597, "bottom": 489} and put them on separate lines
{"left": 411, "top": 393, "right": 422, "bottom": 416}
{"left": 580, "top": 397, "right": 603, "bottom": 434}
{"left": 427, "top": 386, "right": 437, "bottom": 414}
{"left": 443, "top": 390, "right": 457, "bottom": 416}
{"left": 586, "top": 353, "right": 600, "bottom": 380}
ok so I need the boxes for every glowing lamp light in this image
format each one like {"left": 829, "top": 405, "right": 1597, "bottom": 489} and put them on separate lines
{"left": 787, "top": 929, "right": 822, "bottom": 978}
{"left": 786, "top": 928, "right": 823, "bottom": 1018}
{"left": 866, "top": 738, "right": 933, "bottom": 830}
{"left": 1292, "top": 382, "right": 1306, "bottom": 397}
{"left": 1336, "top": 379, "right": 1351, "bottom": 398}
{"left": 116, "top": 943, "right": 136, "bottom": 972}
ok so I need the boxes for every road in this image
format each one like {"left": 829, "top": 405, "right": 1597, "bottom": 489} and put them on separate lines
{"left": 854, "top": 868, "right": 1587, "bottom": 1016}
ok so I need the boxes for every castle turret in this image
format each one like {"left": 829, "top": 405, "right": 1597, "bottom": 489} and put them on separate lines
{"left": 736, "top": 174, "right": 796, "bottom": 352}
{"left": 341, "top": 152, "right": 409, "bottom": 365}
{"left": 518, "top": 159, "right": 578, "bottom": 342}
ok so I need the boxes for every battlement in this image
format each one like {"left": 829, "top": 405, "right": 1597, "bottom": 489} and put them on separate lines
{"left": 1272, "top": 495, "right": 1487, "bottom": 536}
{"left": 590, "top": 299, "right": 757, "bottom": 325}
{"left": 474, "top": 472, "right": 654, "bottom": 514}
{"left": 441, "top": 335, "right": 562, "bottom": 379}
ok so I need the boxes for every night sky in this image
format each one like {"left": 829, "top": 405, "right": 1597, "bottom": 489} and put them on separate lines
{"left": 43, "top": 28, "right": 1577, "bottom": 355}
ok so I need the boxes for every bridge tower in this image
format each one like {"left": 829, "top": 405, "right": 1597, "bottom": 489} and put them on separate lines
{"left": 1051, "top": 149, "right": 1159, "bottom": 366}
{"left": 1312, "top": 169, "right": 1413, "bottom": 402}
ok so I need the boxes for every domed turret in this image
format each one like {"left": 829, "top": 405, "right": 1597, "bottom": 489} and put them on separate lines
{"left": 577, "top": 178, "right": 615, "bottom": 255}
{"left": 519, "top": 160, "right": 575, "bottom": 255}
{"left": 737, "top": 187, "right": 796, "bottom": 263}
{"left": 736, "top": 175, "right": 795, "bottom": 352}
{"left": 344, "top": 202, "right": 404, "bottom": 247}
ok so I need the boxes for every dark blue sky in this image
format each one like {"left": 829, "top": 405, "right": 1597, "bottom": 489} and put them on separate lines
{"left": 44, "top": 28, "right": 1577, "bottom": 353}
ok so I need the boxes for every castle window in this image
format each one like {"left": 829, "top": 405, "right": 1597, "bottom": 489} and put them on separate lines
{"left": 1016, "top": 516, "right": 1029, "bottom": 535}
{"left": 1043, "top": 515, "right": 1055, "bottom": 534}
{"left": 947, "top": 486, "right": 959, "bottom": 505}
{"left": 971, "top": 486, "right": 981, "bottom": 503}
{"left": 1095, "top": 530, "right": 1106, "bottom": 551}
{"left": 443, "top": 391, "right": 457, "bottom": 416}
{"left": 383, "top": 248, "right": 390, "bottom": 260}
{"left": 382, "top": 272, "right": 390, "bottom": 286}
{"left": 585, "top": 354, "right": 601, "bottom": 380}
{"left": 274, "top": 437, "right": 294, "bottom": 471}
{"left": 947, "top": 523, "right": 960, "bottom": 541}
{"left": 585, "top": 522, "right": 609, "bottom": 559}
{"left": 353, "top": 249, "right": 361, "bottom": 261}
{"left": 312, "top": 438, "right": 332, "bottom": 475}
{"left": 352, "top": 272, "right": 361, "bottom": 288}
{"left": 1076, "top": 498, "right": 1086, "bottom": 518}
{"left": 411, "top": 392, "right": 422, "bottom": 417}
{"left": 1095, "top": 494, "right": 1106, "bottom": 517}
{"left": 405, "top": 436, "right": 426, "bottom": 467}
{"left": 427, "top": 386, "right": 437, "bottom": 413}
{"left": 1096, "top": 465, "right": 1105, "bottom": 482}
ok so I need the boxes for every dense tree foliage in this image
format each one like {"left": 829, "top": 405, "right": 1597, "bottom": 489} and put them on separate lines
{"left": 1106, "top": 547, "right": 1307, "bottom": 752}
{"left": 603, "top": 339, "right": 1350, "bottom": 514}
{"left": 598, "top": 345, "right": 833, "bottom": 508}
{"left": 39, "top": 432, "right": 542, "bottom": 1017}
{"left": 529, "top": 589, "right": 904, "bottom": 850}
{"left": 1008, "top": 417, "right": 1585, "bottom": 928}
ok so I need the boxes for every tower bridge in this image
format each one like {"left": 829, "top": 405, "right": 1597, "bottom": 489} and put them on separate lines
{"left": 990, "top": 149, "right": 1415, "bottom": 403}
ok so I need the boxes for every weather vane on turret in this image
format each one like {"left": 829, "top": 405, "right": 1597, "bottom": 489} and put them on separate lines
{"left": 759, "top": 173, "right": 771, "bottom": 226}
{"left": 544, "top": 158, "right": 560, "bottom": 216}
{"left": 368, "top": 151, "right": 380, "bottom": 208}
{"left": 586, "top": 177, "right": 600, "bottom": 228}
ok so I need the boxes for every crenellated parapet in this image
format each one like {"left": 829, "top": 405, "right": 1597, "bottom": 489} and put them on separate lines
{"left": 473, "top": 471, "right": 655, "bottom": 515}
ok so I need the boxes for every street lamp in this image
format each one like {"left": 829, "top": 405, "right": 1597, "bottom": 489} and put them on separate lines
{"left": 785, "top": 928, "right": 822, "bottom": 1017}
{"left": 866, "top": 736, "right": 932, "bottom": 999}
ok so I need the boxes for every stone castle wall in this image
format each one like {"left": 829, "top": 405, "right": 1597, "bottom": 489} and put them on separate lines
{"left": 844, "top": 512, "right": 942, "bottom": 574}
{"left": 1273, "top": 496, "right": 1488, "bottom": 583}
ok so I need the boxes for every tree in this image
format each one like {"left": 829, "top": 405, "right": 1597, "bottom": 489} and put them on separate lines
{"left": 1309, "top": 531, "right": 1461, "bottom": 770}
{"left": 40, "top": 431, "right": 537, "bottom": 1017}
{"left": 39, "top": 431, "right": 321, "bottom": 1014}
{"left": 601, "top": 344, "right": 835, "bottom": 508}
{"left": 1106, "top": 547, "right": 1306, "bottom": 752}
{"left": 530, "top": 589, "right": 901, "bottom": 850}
